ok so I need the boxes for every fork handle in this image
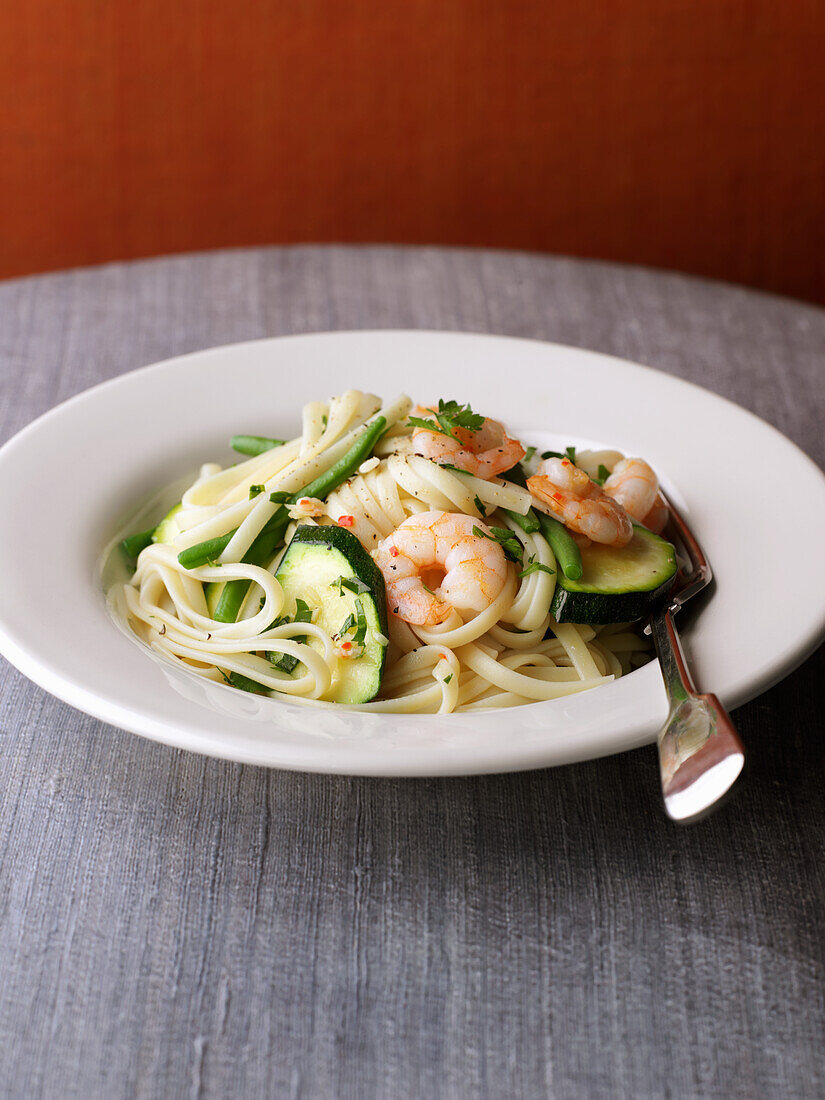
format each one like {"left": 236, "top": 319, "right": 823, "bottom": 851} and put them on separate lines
{"left": 650, "top": 609, "right": 745, "bottom": 822}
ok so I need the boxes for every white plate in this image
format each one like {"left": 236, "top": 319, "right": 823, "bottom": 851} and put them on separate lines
{"left": 1, "top": 331, "right": 823, "bottom": 775}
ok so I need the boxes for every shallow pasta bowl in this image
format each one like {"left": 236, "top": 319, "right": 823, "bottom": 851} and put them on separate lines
{"left": 0, "top": 331, "right": 824, "bottom": 775}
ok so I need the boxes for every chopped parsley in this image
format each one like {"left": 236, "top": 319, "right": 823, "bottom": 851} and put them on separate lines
{"left": 331, "top": 575, "right": 371, "bottom": 596}
{"left": 336, "top": 597, "right": 368, "bottom": 652}
{"left": 524, "top": 446, "right": 536, "bottom": 463}
{"left": 595, "top": 464, "right": 611, "bottom": 486}
{"left": 338, "top": 611, "right": 356, "bottom": 636}
{"left": 541, "top": 446, "right": 577, "bottom": 464}
{"left": 443, "top": 673, "right": 453, "bottom": 685}
{"left": 269, "top": 599, "right": 312, "bottom": 673}
{"left": 472, "top": 524, "right": 523, "bottom": 562}
{"left": 221, "top": 670, "right": 269, "bottom": 694}
{"left": 269, "top": 490, "right": 291, "bottom": 504}
{"left": 293, "top": 598, "right": 312, "bottom": 624}
{"left": 518, "top": 555, "right": 556, "bottom": 578}
{"left": 248, "top": 484, "right": 265, "bottom": 499}
{"left": 353, "top": 598, "right": 368, "bottom": 647}
{"left": 437, "top": 462, "right": 471, "bottom": 474}
{"left": 473, "top": 494, "right": 487, "bottom": 517}
{"left": 409, "top": 399, "right": 485, "bottom": 441}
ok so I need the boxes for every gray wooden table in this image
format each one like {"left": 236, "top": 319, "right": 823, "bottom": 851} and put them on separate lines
{"left": 1, "top": 247, "right": 823, "bottom": 1100}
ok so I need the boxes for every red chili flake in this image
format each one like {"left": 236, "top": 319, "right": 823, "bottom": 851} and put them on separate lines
{"left": 338, "top": 515, "right": 355, "bottom": 527}
{"left": 299, "top": 497, "right": 310, "bottom": 506}
{"left": 552, "top": 492, "right": 563, "bottom": 502}
{"left": 341, "top": 641, "right": 352, "bottom": 651}
{"left": 389, "top": 545, "right": 400, "bottom": 557}
{"left": 561, "top": 459, "right": 570, "bottom": 467}
{"left": 438, "top": 654, "right": 446, "bottom": 660}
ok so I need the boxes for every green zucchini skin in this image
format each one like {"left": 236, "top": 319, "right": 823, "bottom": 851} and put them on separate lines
{"left": 152, "top": 502, "right": 183, "bottom": 544}
{"left": 275, "top": 524, "right": 389, "bottom": 704}
{"left": 550, "top": 526, "right": 677, "bottom": 624}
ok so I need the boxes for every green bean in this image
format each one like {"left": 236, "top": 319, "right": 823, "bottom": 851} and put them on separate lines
{"left": 211, "top": 510, "right": 290, "bottom": 622}
{"left": 501, "top": 463, "right": 582, "bottom": 577}
{"left": 120, "top": 527, "right": 155, "bottom": 563}
{"left": 293, "top": 416, "right": 387, "bottom": 501}
{"left": 501, "top": 506, "right": 540, "bottom": 535}
{"left": 231, "top": 435, "right": 285, "bottom": 456}
{"left": 535, "top": 511, "right": 583, "bottom": 581}
{"left": 211, "top": 415, "right": 388, "bottom": 623}
{"left": 501, "top": 462, "right": 529, "bottom": 488}
{"left": 497, "top": 463, "right": 541, "bottom": 533}
{"left": 177, "top": 531, "right": 236, "bottom": 569}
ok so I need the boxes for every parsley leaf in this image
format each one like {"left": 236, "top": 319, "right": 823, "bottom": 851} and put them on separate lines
{"left": 269, "top": 490, "right": 291, "bottom": 504}
{"left": 248, "top": 484, "right": 265, "bottom": 499}
{"left": 408, "top": 416, "right": 441, "bottom": 433}
{"left": 353, "top": 598, "right": 368, "bottom": 648}
{"left": 518, "top": 554, "right": 556, "bottom": 578}
{"left": 293, "top": 599, "right": 312, "bottom": 624}
{"left": 409, "top": 399, "right": 485, "bottom": 441}
{"left": 221, "top": 669, "right": 269, "bottom": 694}
{"left": 524, "top": 446, "right": 536, "bottom": 463}
{"left": 540, "top": 446, "right": 577, "bottom": 464}
{"left": 436, "top": 462, "right": 471, "bottom": 474}
{"left": 338, "top": 612, "right": 356, "bottom": 637}
{"left": 270, "top": 651, "right": 300, "bottom": 673}
{"left": 595, "top": 464, "right": 611, "bottom": 486}
{"left": 472, "top": 524, "right": 523, "bottom": 562}
{"left": 333, "top": 597, "right": 369, "bottom": 654}
{"left": 443, "top": 673, "right": 453, "bottom": 685}
{"left": 331, "top": 575, "right": 371, "bottom": 596}
{"left": 269, "top": 599, "right": 313, "bottom": 673}
{"left": 473, "top": 494, "right": 487, "bottom": 517}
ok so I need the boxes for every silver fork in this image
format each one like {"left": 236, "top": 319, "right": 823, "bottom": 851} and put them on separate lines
{"left": 646, "top": 496, "right": 745, "bottom": 823}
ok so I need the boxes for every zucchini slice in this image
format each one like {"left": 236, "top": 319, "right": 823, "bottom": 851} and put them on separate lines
{"left": 550, "top": 525, "right": 677, "bottom": 624}
{"left": 274, "top": 525, "right": 389, "bottom": 704}
{"left": 205, "top": 581, "right": 223, "bottom": 617}
{"left": 152, "top": 502, "right": 183, "bottom": 544}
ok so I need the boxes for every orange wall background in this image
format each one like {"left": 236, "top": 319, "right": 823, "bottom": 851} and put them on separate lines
{"left": 1, "top": 1, "right": 824, "bottom": 301}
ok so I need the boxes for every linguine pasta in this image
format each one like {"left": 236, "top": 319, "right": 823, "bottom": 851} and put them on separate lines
{"left": 108, "top": 390, "right": 651, "bottom": 713}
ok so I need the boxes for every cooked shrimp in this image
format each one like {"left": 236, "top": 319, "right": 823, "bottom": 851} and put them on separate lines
{"left": 602, "top": 457, "right": 669, "bottom": 533}
{"left": 640, "top": 497, "right": 668, "bottom": 534}
{"left": 374, "top": 511, "right": 509, "bottom": 625}
{"left": 527, "top": 457, "right": 633, "bottom": 547}
{"left": 410, "top": 406, "right": 525, "bottom": 480}
{"left": 602, "top": 458, "right": 657, "bottom": 520}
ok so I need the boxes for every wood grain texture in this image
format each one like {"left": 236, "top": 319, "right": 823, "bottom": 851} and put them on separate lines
{"left": 1, "top": 2, "right": 824, "bottom": 301}
{"left": 0, "top": 246, "right": 824, "bottom": 1098}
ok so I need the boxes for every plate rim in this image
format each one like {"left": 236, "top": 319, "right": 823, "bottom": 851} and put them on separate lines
{"left": 1, "top": 328, "right": 824, "bottom": 775}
